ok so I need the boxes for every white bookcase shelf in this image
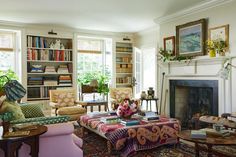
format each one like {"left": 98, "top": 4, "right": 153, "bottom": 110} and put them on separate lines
{"left": 26, "top": 35, "right": 74, "bottom": 101}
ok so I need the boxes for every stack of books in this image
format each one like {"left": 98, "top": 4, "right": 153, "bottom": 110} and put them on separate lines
{"left": 142, "top": 111, "right": 159, "bottom": 122}
{"left": 28, "top": 77, "right": 43, "bottom": 85}
{"left": 100, "top": 116, "right": 121, "bottom": 124}
{"left": 58, "top": 75, "right": 72, "bottom": 86}
{"left": 191, "top": 130, "right": 207, "bottom": 139}
{"left": 201, "top": 128, "right": 231, "bottom": 137}
{"left": 45, "top": 66, "right": 56, "bottom": 73}
{"left": 57, "top": 65, "right": 69, "bottom": 73}
{"left": 30, "top": 65, "right": 44, "bottom": 73}
{"left": 120, "top": 119, "right": 140, "bottom": 126}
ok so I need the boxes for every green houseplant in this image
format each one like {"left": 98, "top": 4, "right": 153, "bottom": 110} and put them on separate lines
{"left": 0, "top": 69, "right": 18, "bottom": 95}
{"left": 77, "top": 71, "right": 110, "bottom": 95}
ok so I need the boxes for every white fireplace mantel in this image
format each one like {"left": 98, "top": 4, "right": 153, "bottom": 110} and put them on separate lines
{"left": 158, "top": 55, "right": 236, "bottom": 117}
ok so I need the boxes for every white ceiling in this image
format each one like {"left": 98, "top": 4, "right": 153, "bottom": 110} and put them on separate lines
{"left": 0, "top": 0, "right": 207, "bottom": 33}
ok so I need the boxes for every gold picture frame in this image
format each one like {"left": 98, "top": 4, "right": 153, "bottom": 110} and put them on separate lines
{"left": 176, "top": 19, "right": 207, "bottom": 57}
{"left": 164, "top": 36, "right": 175, "bottom": 56}
{"left": 209, "top": 24, "right": 229, "bottom": 51}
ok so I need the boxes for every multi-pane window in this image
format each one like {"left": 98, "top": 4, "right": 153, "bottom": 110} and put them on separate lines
{"left": 0, "top": 32, "right": 15, "bottom": 71}
{"left": 77, "top": 37, "right": 112, "bottom": 75}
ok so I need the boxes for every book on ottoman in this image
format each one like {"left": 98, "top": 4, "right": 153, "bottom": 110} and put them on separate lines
{"left": 191, "top": 130, "right": 206, "bottom": 139}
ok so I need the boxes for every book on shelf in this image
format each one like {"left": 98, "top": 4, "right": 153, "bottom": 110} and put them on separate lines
{"left": 28, "top": 77, "right": 43, "bottom": 85}
{"left": 30, "top": 64, "right": 44, "bottom": 73}
{"left": 57, "top": 64, "right": 69, "bottom": 73}
{"left": 191, "top": 130, "right": 207, "bottom": 139}
{"left": 120, "top": 119, "right": 140, "bottom": 126}
{"left": 45, "top": 66, "right": 56, "bottom": 73}
{"left": 44, "top": 80, "right": 58, "bottom": 86}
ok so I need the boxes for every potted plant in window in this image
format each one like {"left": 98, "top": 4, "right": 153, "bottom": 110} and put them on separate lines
{"left": 77, "top": 71, "right": 110, "bottom": 96}
{"left": 0, "top": 69, "right": 18, "bottom": 96}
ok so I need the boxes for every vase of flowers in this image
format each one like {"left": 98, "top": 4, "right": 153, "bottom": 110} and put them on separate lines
{"left": 206, "top": 39, "right": 227, "bottom": 57}
{"left": 116, "top": 99, "right": 138, "bottom": 119}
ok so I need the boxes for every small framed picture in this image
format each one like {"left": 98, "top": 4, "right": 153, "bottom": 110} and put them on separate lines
{"left": 176, "top": 19, "right": 206, "bottom": 57}
{"left": 164, "top": 36, "right": 175, "bottom": 56}
{"left": 209, "top": 24, "right": 229, "bottom": 51}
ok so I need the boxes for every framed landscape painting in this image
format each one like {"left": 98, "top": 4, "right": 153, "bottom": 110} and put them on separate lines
{"left": 164, "top": 36, "right": 175, "bottom": 56}
{"left": 176, "top": 19, "right": 206, "bottom": 57}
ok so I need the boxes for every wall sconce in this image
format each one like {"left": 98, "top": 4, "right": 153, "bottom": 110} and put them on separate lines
{"left": 48, "top": 29, "right": 57, "bottom": 35}
{"left": 218, "top": 63, "right": 236, "bottom": 79}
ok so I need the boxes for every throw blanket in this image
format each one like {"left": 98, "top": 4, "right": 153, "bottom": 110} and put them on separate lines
{"left": 80, "top": 115, "right": 180, "bottom": 157}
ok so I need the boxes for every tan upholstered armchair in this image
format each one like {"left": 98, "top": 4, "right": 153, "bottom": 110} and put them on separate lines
{"left": 110, "top": 87, "right": 139, "bottom": 110}
{"left": 49, "top": 88, "right": 86, "bottom": 120}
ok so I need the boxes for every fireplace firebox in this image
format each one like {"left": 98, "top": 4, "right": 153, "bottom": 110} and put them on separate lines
{"left": 169, "top": 80, "right": 218, "bottom": 128}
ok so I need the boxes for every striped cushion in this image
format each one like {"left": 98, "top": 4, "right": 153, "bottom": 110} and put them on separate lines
{"left": 20, "top": 103, "right": 45, "bottom": 118}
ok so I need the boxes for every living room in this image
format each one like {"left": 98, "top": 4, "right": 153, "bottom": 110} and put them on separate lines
{"left": 0, "top": 0, "right": 236, "bottom": 157}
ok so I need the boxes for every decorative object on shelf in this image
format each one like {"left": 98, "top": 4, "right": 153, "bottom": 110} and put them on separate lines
{"left": 60, "top": 43, "right": 65, "bottom": 49}
{"left": 176, "top": 19, "right": 206, "bottom": 57}
{"left": 140, "top": 91, "right": 146, "bottom": 99}
{"left": 206, "top": 39, "right": 227, "bottom": 57}
{"left": 147, "top": 87, "right": 155, "bottom": 99}
{"left": 123, "top": 36, "right": 131, "bottom": 41}
{"left": 209, "top": 24, "right": 229, "bottom": 52}
{"left": 116, "top": 98, "right": 138, "bottom": 119}
{"left": 49, "top": 42, "right": 54, "bottom": 49}
{"left": 164, "top": 36, "right": 175, "bottom": 56}
{"left": 218, "top": 62, "right": 236, "bottom": 79}
{"left": 54, "top": 40, "right": 61, "bottom": 49}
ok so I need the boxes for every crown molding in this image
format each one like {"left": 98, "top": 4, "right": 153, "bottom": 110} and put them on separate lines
{"left": 154, "top": 0, "right": 233, "bottom": 24}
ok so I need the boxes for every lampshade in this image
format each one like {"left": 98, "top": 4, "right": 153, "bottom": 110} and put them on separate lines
{"left": 90, "top": 79, "right": 98, "bottom": 87}
{"left": 218, "top": 67, "right": 230, "bottom": 79}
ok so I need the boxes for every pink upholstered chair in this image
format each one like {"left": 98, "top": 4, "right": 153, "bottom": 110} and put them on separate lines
{"left": 0, "top": 122, "right": 83, "bottom": 157}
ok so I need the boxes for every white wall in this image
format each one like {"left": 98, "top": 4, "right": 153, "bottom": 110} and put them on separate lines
{"left": 158, "top": 0, "right": 236, "bottom": 113}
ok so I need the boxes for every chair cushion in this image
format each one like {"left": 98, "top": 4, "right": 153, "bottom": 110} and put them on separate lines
{"left": 0, "top": 100, "right": 25, "bottom": 121}
{"left": 57, "top": 93, "right": 75, "bottom": 107}
{"left": 115, "top": 90, "right": 132, "bottom": 103}
{"left": 57, "top": 106, "right": 86, "bottom": 115}
{"left": 20, "top": 103, "right": 45, "bottom": 118}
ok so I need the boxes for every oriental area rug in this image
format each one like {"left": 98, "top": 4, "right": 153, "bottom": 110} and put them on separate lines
{"left": 75, "top": 127, "right": 235, "bottom": 157}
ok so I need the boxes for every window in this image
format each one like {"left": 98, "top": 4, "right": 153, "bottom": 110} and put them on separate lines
{"left": 77, "top": 37, "right": 112, "bottom": 75}
{"left": 0, "top": 32, "right": 15, "bottom": 71}
{"left": 77, "top": 36, "right": 112, "bottom": 100}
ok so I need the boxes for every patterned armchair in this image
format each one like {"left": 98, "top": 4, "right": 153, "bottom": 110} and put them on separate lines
{"left": 110, "top": 87, "right": 139, "bottom": 110}
{"left": 49, "top": 88, "right": 86, "bottom": 121}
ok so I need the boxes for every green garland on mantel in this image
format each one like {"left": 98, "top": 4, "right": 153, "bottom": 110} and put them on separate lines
{"left": 159, "top": 48, "right": 193, "bottom": 62}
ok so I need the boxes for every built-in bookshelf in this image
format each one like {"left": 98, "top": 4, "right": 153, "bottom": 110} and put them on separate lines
{"left": 26, "top": 35, "right": 73, "bottom": 101}
{"left": 115, "top": 42, "right": 133, "bottom": 87}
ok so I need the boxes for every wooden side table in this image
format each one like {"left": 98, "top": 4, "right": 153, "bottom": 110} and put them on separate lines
{"left": 78, "top": 100, "right": 109, "bottom": 112}
{"left": 177, "top": 130, "right": 236, "bottom": 157}
{"left": 0, "top": 125, "right": 47, "bottom": 157}
{"left": 140, "top": 98, "right": 158, "bottom": 112}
